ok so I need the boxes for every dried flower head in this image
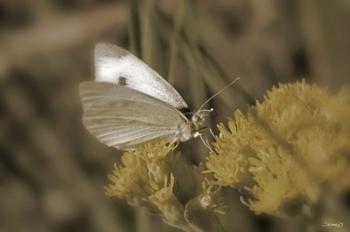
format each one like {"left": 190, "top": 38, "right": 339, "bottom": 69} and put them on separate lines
{"left": 184, "top": 181, "right": 225, "bottom": 231}
{"left": 205, "top": 81, "right": 350, "bottom": 215}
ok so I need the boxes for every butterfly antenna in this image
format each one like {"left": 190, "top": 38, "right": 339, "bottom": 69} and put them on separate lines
{"left": 198, "top": 77, "right": 240, "bottom": 111}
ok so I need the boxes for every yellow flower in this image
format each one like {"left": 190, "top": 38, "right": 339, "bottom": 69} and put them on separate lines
{"left": 105, "top": 140, "right": 175, "bottom": 205}
{"left": 105, "top": 150, "right": 149, "bottom": 206}
{"left": 105, "top": 140, "right": 190, "bottom": 230}
{"left": 205, "top": 81, "right": 350, "bottom": 215}
{"left": 204, "top": 111, "right": 253, "bottom": 187}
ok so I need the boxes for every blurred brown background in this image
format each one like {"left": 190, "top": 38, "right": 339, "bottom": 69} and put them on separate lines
{"left": 1, "top": 0, "right": 349, "bottom": 232}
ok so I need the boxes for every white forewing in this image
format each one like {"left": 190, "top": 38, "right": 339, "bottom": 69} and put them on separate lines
{"left": 94, "top": 43, "right": 188, "bottom": 109}
{"left": 80, "top": 81, "right": 190, "bottom": 150}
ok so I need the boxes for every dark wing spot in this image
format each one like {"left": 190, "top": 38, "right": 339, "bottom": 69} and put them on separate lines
{"left": 117, "top": 76, "right": 127, "bottom": 86}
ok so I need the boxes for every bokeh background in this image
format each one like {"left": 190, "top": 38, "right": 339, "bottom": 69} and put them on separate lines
{"left": 1, "top": 0, "right": 349, "bottom": 232}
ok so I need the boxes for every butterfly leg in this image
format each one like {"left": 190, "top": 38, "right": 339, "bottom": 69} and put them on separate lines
{"left": 209, "top": 128, "right": 216, "bottom": 139}
{"left": 198, "top": 134, "right": 214, "bottom": 153}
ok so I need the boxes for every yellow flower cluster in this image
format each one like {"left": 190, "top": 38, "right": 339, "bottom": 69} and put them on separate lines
{"left": 105, "top": 141, "right": 189, "bottom": 230}
{"left": 105, "top": 140, "right": 225, "bottom": 231}
{"left": 205, "top": 81, "right": 350, "bottom": 215}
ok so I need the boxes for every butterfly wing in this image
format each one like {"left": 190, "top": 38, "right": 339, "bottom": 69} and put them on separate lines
{"left": 94, "top": 43, "right": 188, "bottom": 109}
{"left": 80, "top": 81, "right": 190, "bottom": 150}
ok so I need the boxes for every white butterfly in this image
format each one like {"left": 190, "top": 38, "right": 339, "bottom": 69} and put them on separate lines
{"left": 80, "top": 43, "right": 211, "bottom": 150}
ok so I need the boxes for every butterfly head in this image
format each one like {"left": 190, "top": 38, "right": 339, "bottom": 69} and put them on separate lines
{"left": 190, "top": 108, "right": 215, "bottom": 152}
{"left": 191, "top": 108, "right": 214, "bottom": 132}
